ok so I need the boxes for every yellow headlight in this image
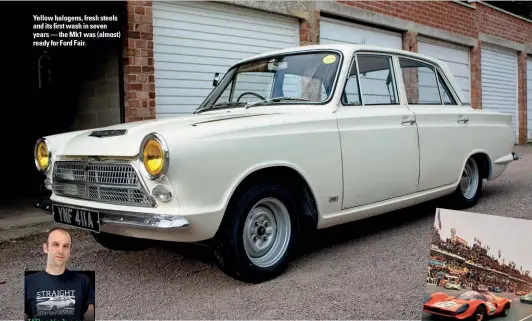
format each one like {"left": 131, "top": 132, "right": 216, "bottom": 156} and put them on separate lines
{"left": 141, "top": 134, "right": 169, "bottom": 180}
{"left": 143, "top": 139, "right": 164, "bottom": 176}
{"left": 34, "top": 139, "right": 50, "bottom": 172}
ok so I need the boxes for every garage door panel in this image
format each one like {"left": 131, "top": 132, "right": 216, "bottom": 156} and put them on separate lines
{"left": 320, "top": 18, "right": 402, "bottom": 48}
{"left": 153, "top": 19, "right": 297, "bottom": 45}
{"left": 154, "top": 45, "right": 254, "bottom": 61}
{"left": 154, "top": 1, "right": 296, "bottom": 30}
{"left": 154, "top": 11, "right": 294, "bottom": 37}
{"left": 155, "top": 71, "right": 217, "bottom": 82}
{"left": 154, "top": 36, "right": 280, "bottom": 55}
{"left": 154, "top": 53, "right": 241, "bottom": 68}
{"left": 481, "top": 46, "right": 518, "bottom": 143}
{"left": 156, "top": 96, "right": 206, "bottom": 106}
{"left": 154, "top": 27, "right": 295, "bottom": 49}
{"left": 481, "top": 60, "right": 519, "bottom": 71}
{"left": 418, "top": 39, "right": 470, "bottom": 104}
{"left": 526, "top": 58, "right": 532, "bottom": 140}
{"left": 156, "top": 79, "right": 222, "bottom": 90}
{"left": 153, "top": 1, "right": 299, "bottom": 115}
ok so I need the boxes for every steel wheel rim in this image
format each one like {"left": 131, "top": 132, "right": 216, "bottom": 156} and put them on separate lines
{"left": 243, "top": 197, "right": 291, "bottom": 268}
{"left": 460, "top": 158, "right": 479, "bottom": 199}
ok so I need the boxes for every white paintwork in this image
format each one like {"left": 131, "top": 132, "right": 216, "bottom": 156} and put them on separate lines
{"left": 418, "top": 37, "right": 471, "bottom": 104}
{"left": 481, "top": 45, "right": 519, "bottom": 143}
{"left": 152, "top": 1, "right": 299, "bottom": 116}
{"left": 526, "top": 56, "right": 532, "bottom": 141}
{"left": 37, "top": 44, "right": 515, "bottom": 243}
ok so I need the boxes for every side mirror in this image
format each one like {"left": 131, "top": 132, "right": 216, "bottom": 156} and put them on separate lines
{"left": 213, "top": 72, "right": 220, "bottom": 87}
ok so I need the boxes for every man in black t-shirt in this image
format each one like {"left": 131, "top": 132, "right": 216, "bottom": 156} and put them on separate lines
{"left": 25, "top": 227, "right": 95, "bottom": 321}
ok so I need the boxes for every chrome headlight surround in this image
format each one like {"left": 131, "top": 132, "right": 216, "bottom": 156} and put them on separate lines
{"left": 139, "top": 132, "right": 170, "bottom": 181}
{"left": 34, "top": 138, "right": 52, "bottom": 173}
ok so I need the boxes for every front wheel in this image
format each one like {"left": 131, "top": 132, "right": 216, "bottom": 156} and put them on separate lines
{"left": 449, "top": 157, "right": 483, "bottom": 209}
{"left": 213, "top": 182, "right": 299, "bottom": 283}
{"left": 501, "top": 303, "right": 510, "bottom": 316}
{"left": 473, "top": 305, "right": 486, "bottom": 321}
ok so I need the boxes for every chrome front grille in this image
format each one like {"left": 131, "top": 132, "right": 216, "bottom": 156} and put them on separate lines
{"left": 52, "top": 161, "right": 155, "bottom": 207}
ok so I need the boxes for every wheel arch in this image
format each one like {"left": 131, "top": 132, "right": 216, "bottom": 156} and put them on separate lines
{"left": 220, "top": 163, "right": 320, "bottom": 232}
{"left": 457, "top": 150, "right": 493, "bottom": 184}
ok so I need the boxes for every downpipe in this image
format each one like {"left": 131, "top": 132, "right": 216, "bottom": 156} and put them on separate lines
{"left": 512, "top": 152, "right": 520, "bottom": 160}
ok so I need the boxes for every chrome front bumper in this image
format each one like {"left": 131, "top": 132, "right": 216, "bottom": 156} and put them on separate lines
{"left": 34, "top": 197, "right": 190, "bottom": 230}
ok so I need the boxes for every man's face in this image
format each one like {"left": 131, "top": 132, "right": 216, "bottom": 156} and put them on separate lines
{"left": 43, "top": 230, "right": 71, "bottom": 266}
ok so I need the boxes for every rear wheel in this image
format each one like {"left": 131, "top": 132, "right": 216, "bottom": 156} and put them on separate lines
{"left": 449, "top": 157, "right": 483, "bottom": 209}
{"left": 213, "top": 182, "right": 299, "bottom": 283}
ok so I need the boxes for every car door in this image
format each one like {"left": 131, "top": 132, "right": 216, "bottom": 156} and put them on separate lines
{"left": 395, "top": 55, "right": 472, "bottom": 192}
{"left": 335, "top": 52, "right": 420, "bottom": 209}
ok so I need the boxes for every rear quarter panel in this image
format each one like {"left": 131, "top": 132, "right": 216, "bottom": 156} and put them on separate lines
{"left": 466, "top": 109, "right": 514, "bottom": 179}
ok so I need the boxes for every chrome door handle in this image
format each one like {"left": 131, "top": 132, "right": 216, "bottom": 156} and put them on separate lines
{"left": 401, "top": 119, "right": 416, "bottom": 125}
{"left": 457, "top": 116, "right": 469, "bottom": 123}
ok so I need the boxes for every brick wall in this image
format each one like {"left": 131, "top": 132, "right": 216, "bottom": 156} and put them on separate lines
{"left": 338, "top": 1, "right": 477, "bottom": 38}
{"left": 402, "top": 31, "right": 418, "bottom": 104}
{"left": 518, "top": 52, "right": 528, "bottom": 142}
{"left": 299, "top": 10, "right": 320, "bottom": 46}
{"left": 123, "top": 1, "right": 155, "bottom": 122}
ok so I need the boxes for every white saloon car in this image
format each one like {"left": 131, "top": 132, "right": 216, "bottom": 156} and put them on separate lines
{"left": 33, "top": 44, "right": 517, "bottom": 283}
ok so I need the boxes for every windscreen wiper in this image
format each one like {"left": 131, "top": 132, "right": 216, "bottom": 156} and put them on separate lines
{"left": 195, "top": 101, "right": 247, "bottom": 114}
{"left": 245, "top": 96, "right": 311, "bottom": 108}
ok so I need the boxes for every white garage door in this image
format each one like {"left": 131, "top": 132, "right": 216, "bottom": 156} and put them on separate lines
{"left": 152, "top": 1, "right": 300, "bottom": 116}
{"left": 320, "top": 17, "right": 402, "bottom": 104}
{"left": 320, "top": 17, "right": 403, "bottom": 48}
{"left": 481, "top": 45, "right": 519, "bottom": 143}
{"left": 526, "top": 57, "right": 532, "bottom": 141}
{"left": 418, "top": 37, "right": 471, "bottom": 104}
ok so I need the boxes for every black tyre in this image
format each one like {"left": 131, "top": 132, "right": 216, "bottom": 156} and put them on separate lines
{"left": 501, "top": 303, "right": 510, "bottom": 316}
{"left": 213, "top": 182, "right": 299, "bottom": 283}
{"left": 91, "top": 232, "right": 151, "bottom": 251}
{"left": 472, "top": 305, "right": 486, "bottom": 321}
{"left": 449, "top": 157, "right": 483, "bottom": 209}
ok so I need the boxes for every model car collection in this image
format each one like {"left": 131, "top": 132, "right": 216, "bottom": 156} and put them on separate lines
{"left": 33, "top": 44, "right": 517, "bottom": 283}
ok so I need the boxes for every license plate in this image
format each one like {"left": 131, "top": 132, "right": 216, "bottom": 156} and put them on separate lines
{"left": 52, "top": 204, "right": 100, "bottom": 233}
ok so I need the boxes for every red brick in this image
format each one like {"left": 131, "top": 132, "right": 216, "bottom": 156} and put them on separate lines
{"left": 142, "top": 66, "right": 154, "bottom": 74}
{"left": 135, "top": 6, "right": 145, "bottom": 15}
{"left": 137, "top": 75, "right": 147, "bottom": 83}
{"left": 135, "top": 40, "right": 147, "bottom": 49}
{"left": 130, "top": 84, "right": 142, "bottom": 91}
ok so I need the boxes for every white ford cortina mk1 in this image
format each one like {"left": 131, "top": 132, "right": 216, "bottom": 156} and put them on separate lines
{"left": 33, "top": 44, "right": 518, "bottom": 283}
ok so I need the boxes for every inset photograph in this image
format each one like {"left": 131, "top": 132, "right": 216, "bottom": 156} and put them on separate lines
{"left": 423, "top": 208, "right": 532, "bottom": 321}
{"left": 24, "top": 228, "right": 95, "bottom": 321}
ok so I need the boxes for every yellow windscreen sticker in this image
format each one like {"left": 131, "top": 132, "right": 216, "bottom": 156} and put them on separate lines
{"left": 322, "top": 55, "right": 337, "bottom": 64}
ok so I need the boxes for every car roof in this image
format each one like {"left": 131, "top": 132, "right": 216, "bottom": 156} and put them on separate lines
{"left": 232, "top": 43, "right": 466, "bottom": 104}
{"left": 235, "top": 43, "right": 445, "bottom": 67}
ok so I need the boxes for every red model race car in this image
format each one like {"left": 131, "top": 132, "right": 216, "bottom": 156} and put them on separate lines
{"left": 423, "top": 290, "right": 512, "bottom": 320}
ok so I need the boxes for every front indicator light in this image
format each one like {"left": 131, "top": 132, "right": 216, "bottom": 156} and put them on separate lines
{"left": 44, "top": 178, "right": 53, "bottom": 190}
{"left": 152, "top": 185, "right": 172, "bottom": 202}
{"left": 140, "top": 133, "right": 169, "bottom": 180}
{"left": 34, "top": 138, "right": 51, "bottom": 173}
